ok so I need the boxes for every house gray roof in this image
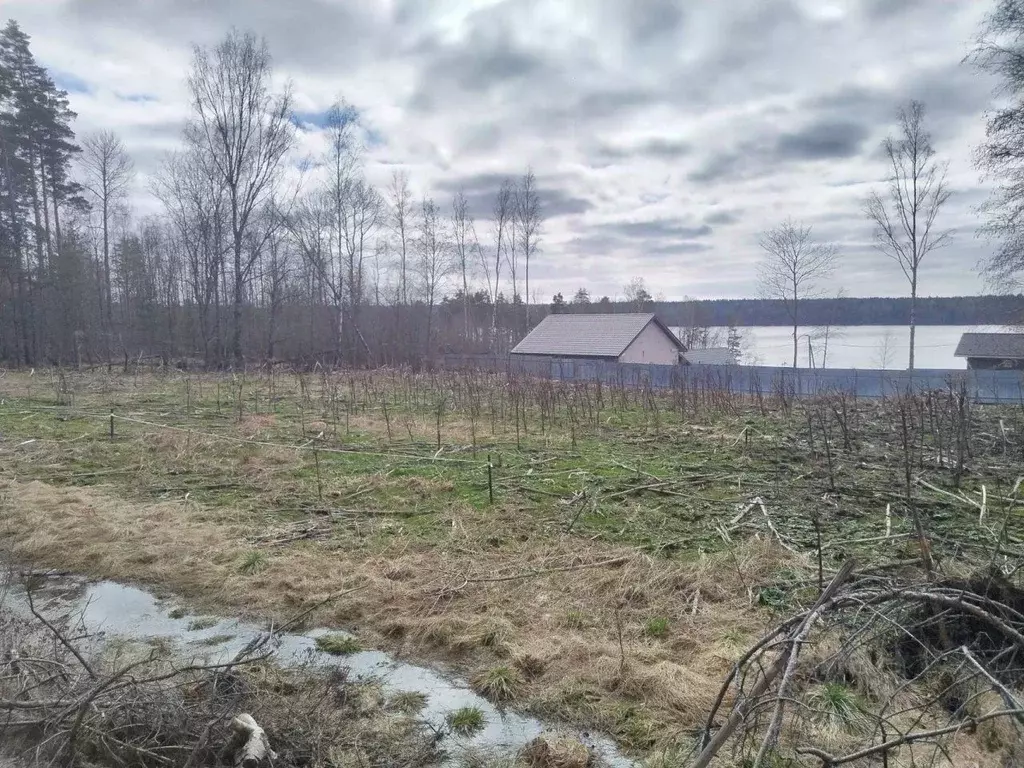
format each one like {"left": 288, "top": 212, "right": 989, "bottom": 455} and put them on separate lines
{"left": 510, "top": 313, "right": 684, "bottom": 358}
{"left": 683, "top": 347, "right": 737, "bottom": 365}
{"left": 954, "top": 332, "right": 1024, "bottom": 359}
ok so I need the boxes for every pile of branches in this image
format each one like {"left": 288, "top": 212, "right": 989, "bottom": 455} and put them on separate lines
{"left": 692, "top": 558, "right": 1024, "bottom": 767}
{"left": 0, "top": 576, "right": 436, "bottom": 768}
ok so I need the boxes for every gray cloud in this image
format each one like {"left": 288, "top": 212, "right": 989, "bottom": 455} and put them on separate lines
{"left": 688, "top": 152, "right": 744, "bottom": 185}
{"left": 625, "top": 0, "right": 687, "bottom": 45}
{"left": 434, "top": 171, "right": 593, "bottom": 219}
{"left": 595, "top": 137, "right": 691, "bottom": 164}
{"left": 12, "top": 0, "right": 997, "bottom": 300}
{"left": 65, "top": 0, "right": 385, "bottom": 69}
{"left": 775, "top": 120, "right": 871, "bottom": 161}
{"left": 705, "top": 210, "right": 741, "bottom": 226}
{"left": 596, "top": 221, "right": 713, "bottom": 240}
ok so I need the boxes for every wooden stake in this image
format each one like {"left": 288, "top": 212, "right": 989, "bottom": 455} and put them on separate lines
{"left": 487, "top": 454, "right": 494, "bottom": 504}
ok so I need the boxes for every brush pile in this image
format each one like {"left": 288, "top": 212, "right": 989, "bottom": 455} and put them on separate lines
{"left": 693, "top": 554, "right": 1024, "bottom": 767}
{"left": 0, "top": 574, "right": 438, "bottom": 768}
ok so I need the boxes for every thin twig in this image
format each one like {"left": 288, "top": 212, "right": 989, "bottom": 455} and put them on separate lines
{"left": 25, "top": 583, "right": 96, "bottom": 680}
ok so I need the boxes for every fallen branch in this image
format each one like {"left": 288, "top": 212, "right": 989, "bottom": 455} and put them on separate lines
{"left": 795, "top": 709, "right": 1024, "bottom": 766}
{"left": 25, "top": 584, "right": 96, "bottom": 680}
{"left": 691, "top": 559, "right": 857, "bottom": 768}
{"left": 463, "top": 555, "right": 630, "bottom": 584}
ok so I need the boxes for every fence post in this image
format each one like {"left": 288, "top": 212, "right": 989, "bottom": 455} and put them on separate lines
{"left": 109, "top": 409, "right": 114, "bottom": 441}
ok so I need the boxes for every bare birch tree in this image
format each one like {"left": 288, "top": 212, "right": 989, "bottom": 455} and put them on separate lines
{"left": 866, "top": 101, "right": 952, "bottom": 370}
{"left": 339, "top": 179, "right": 383, "bottom": 363}
{"left": 388, "top": 171, "right": 412, "bottom": 306}
{"left": 450, "top": 190, "right": 479, "bottom": 341}
{"left": 757, "top": 220, "right": 838, "bottom": 368}
{"left": 325, "top": 102, "right": 359, "bottom": 359}
{"left": 517, "top": 168, "right": 541, "bottom": 327}
{"left": 623, "top": 276, "right": 652, "bottom": 312}
{"left": 80, "top": 130, "right": 134, "bottom": 348}
{"left": 417, "top": 196, "right": 450, "bottom": 359}
{"left": 185, "top": 29, "right": 294, "bottom": 367}
{"left": 506, "top": 189, "right": 519, "bottom": 312}
{"left": 487, "top": 179, "right": 514, "bottom": 342}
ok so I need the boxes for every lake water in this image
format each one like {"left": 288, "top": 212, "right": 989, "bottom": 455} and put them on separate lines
{"left": 675, "top": 325, "right": 1010, "bottom": 370}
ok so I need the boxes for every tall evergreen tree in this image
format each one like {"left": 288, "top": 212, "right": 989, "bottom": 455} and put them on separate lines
{"left": 0, "top": 20, "right": 84, "bottom": 362}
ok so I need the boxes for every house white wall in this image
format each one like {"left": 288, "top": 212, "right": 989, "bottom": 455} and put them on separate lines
{"left": 617, "top": 322, "right": 680, "bottom": 365}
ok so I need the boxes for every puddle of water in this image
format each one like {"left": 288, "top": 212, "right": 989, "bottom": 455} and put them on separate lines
{"left": 5, "top": 575, "right": 636, "bottom": 767}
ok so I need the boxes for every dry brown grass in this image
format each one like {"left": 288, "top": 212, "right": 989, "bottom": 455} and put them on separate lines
{"left": 0, "top": 477, "right": 787, "bottom": 749}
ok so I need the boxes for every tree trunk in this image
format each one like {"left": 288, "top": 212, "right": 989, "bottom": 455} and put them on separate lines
{"left": 462, "top": 268, "right": 469, "bottom": 342}
{"left": 425, "top": 296, "right": 434, "bottom": 362}
{"left": 525, "top": 257, "right": 530, "bottom": 327}
{"left": 232, "top": 240, "right": 244, "bottom": 368}
{"left": 908, "top": 273, "right": 917, "bottom": 371}
{"left": 791, "top": 284, "right": 799, "bottom": 369}
{"left": 38, "top": 155, "right": 53, "bottom": 264}
{"left": 28, "top": 150, "right": 45, "bottom": 273}
{"left": 792, "top": 322, "right": 798, "bottom": 368}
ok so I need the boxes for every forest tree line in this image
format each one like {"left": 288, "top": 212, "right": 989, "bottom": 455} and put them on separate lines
{"left": 0, "top": 24, "right": 543, "bottom": 369}
{"left": 650, "top": 294, "right": 1024, "bottom": 329}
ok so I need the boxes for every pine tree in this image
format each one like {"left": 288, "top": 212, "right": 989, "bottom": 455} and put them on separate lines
{"left": 0, "top": 20, "right": 85, "bottom": 362}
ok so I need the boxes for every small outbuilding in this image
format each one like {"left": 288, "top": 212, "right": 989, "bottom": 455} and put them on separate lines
{"left": 511, "top": 313, "right": 685, "bottom": 366}
{"left": 954, "top": 332, "right": 1024, "bottom": 370}
{"left": 682, "top": 347, "right": 738, "bottom": 365}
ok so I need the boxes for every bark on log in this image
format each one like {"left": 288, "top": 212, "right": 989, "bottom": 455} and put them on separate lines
{"left": 226, "top": 713, "right": 276, "bottom": 768}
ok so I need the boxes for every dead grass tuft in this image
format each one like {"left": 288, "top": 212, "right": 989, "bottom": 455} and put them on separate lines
{"left": 519, "top": 733, "right": 593, "bottom": 768}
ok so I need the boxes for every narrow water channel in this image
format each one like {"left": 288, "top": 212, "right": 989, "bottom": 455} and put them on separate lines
{"left": 5, "top": 573, "right": 636, "bottom": 767}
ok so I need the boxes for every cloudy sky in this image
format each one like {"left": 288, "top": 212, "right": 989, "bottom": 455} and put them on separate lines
{"left": 6, "top": 0, "right": 1001, "bottom": 301}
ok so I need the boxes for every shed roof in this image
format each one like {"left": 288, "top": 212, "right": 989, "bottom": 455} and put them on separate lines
{"left": 683, "top": 347, "right": 737, "bottom": 365}
{"left": 954, "top": 332, "right": 1024, "bottom": 359}
{"left": 510, "top": 313, "right": 684, "bottom": 358}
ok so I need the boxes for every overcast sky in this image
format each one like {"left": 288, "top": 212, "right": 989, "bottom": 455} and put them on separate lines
{"left": 7, "top": 0, "right": 1000, "bottom": 301}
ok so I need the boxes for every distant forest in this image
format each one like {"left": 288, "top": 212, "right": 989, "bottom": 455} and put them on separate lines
{"left": 646, "top": 295, "right": 1024, "bottom": 328}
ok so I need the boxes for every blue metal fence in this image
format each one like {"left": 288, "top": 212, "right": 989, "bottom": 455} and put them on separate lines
{"left": 438, "top": 354, "right": 1024, "bottom": 404}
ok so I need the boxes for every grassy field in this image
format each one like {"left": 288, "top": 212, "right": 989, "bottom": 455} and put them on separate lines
{"left": 1, "top": 366, "right": 1022, "bottom": 764}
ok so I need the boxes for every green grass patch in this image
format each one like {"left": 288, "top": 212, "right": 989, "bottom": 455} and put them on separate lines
{"left": 446, "top": 705, "right": 486, "bottom": 736}
{"left": 238, "top": 550, "right": 268, "bottom": 575}
{"left": 806, "top": 682, "right": 866, "bottom": 733}
{"left": 472, "top": 665, "right": 522, "bottom": 702}
{"left": 315, "top": 633, "right": 362, "bottom": 656}
{"left": 644, "top": 616, "right": 670, "bottom": 639}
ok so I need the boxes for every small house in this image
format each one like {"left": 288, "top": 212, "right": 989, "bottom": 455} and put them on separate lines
{"left": 511, "top": 313, "right": 685, "bottom": 366}
{"left": 954, "top": 332, "right": 1024, "bottom": 370}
